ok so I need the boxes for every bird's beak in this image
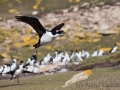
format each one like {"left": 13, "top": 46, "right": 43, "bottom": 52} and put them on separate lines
{"left": 63, "top": 32, "right": 66, "bottom": 34}
{"left": 62, "top": 30, "right": 66, "bottom": 34}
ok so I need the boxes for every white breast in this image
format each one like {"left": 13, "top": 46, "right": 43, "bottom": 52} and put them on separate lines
{"left": 40, "top": 32, "right": 54, "bottom": 45}
{"left": 2, "top": 66, "right": 9, "bottom": 76}
{"left": 43, "top": 56, "right": 51, "bottom": 65}
{"left": 53, "top": 54, "right": 62, "bottom": 64}
{"left": 26, "top": 66, "right": 34, "bottom": 72}
{"left": 33, "top": 67, "right": 40, "bottom": 73}
{"left": 0, "top": 66, "right": 3, "bottom": 73}
{"left": 10, "top": 63, "right": 16, "bottom": 71}
{"left": 13, "top": 68, "right": 23, "bottom": 78}
{"left": 111, "top": 46, "right": 117, "bottom": 53}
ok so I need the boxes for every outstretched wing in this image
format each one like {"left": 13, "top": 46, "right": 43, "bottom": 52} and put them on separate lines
{"left": 15, "top": 16, "right": 46, "bottom": 38}
{"left": 51, "top": 23, "right": 65, "bottom": 35}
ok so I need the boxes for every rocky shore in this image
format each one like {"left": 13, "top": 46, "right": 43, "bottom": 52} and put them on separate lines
{"left": 0, "top": 2, "right": 120, "bottom": 53}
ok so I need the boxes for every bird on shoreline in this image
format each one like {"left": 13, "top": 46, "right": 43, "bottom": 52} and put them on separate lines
{"left": 15, "top": 16, "right": 65, "bottom": 48}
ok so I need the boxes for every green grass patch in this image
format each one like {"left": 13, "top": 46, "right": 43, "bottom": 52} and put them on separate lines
{"left": 0, "top": 68, "right": 120, "bottom": 90}
{"left": 80, "top": 51, "right": 120, "bottom": 70}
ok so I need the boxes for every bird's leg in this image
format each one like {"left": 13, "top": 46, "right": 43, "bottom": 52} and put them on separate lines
{"left": 33, "top": 39, "right": 41, "bottom": 49}
{"left": 33, "top": 43, "right": 41, "bottom": 49}
{"left": 17, "top": 77, "right": 20, "bottom": 83}
{"left": 11, "top": 79, "right": 13, "bottom": 84}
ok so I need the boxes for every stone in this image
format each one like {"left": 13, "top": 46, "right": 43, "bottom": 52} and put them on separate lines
{"left": 81, "top": 2, "right": 90, "bottom": 7}
{"left": 98, "top": 2, "right": 104, "bottom": 6}
{"left": 32, "top": 11, "right": 39, "bottom": 15}
{"left": 62, "top": 9, "right": 68, "bottom": 13}
{"left": 72, "top": 6, "right": 79, "bottom": 12}
{"left": 0, "top": 17, "right": 3, "bottom": 21}
{"left": 98, "top": 30, "right": 118, "bottom": 35}
{"left": 99, "top": 24, "right": 110, "bottom": 30}
{"left": 1, "top": 2, "right": 120, "bottom": 49}
{"left": 3, "top": 58, "right": 12, "bottom": 62}
{"left": 0, "top": 46, "right": 6, "bottom": 53}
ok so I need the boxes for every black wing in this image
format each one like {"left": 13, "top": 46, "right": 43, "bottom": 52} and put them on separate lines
{"left": 15, "top": 16, "right": 46, "bottom": 38}
{"left": 51, "top": 23, "right": 65, "bottom": 35}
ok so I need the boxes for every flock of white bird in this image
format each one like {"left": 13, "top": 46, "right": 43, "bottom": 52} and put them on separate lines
{"left": 0, "top": 43, "right": 118, "bottom": 84}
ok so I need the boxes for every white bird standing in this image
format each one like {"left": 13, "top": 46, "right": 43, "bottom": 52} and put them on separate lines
{"left": 52, "top": 51, "right": 64, "bottom": 64}
{"left": 24, "top": 65, "right": 34, "bottom": 73}
{"left": 84, "top": 51, "right": 90, "bottom": 59}
{"left": 1, "top": 64, "right": 10, "bottom": 76}
{"left": 44, "top": 53, "right": 51, "bottom": 65}
{"left": 10, "top": 61, "right": 24, "bottom": 84}
{"left": 15, "top": 16, "right": 65, "bottom": 48}
{"left": 92, "top": 50, "right": 98, "bottom": 57}
{"left": 0, "top": 66, "right": 3, "bottom": 73}
{"left": 10, "top": 59, "right": 17, "bottom": 72}
{"left": 69, "top": 50, "right": 74, "bottom": 61}
{"left": 74, "top": 51, "right": 83, "bottom": 62}
{"left": 49, "top": 50, "right": 58, "bottom": 63}
{"left": 26, "top": 57, "right": 35, "bottom": 66}
{"left": 110, "top": 44, "right": 118, "bottom": 53}
{"left": 98, "top": 50, "right": 104, "bottom": 56}
{"left": 62, "top": 51, "right": 70, "bottom": 64}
